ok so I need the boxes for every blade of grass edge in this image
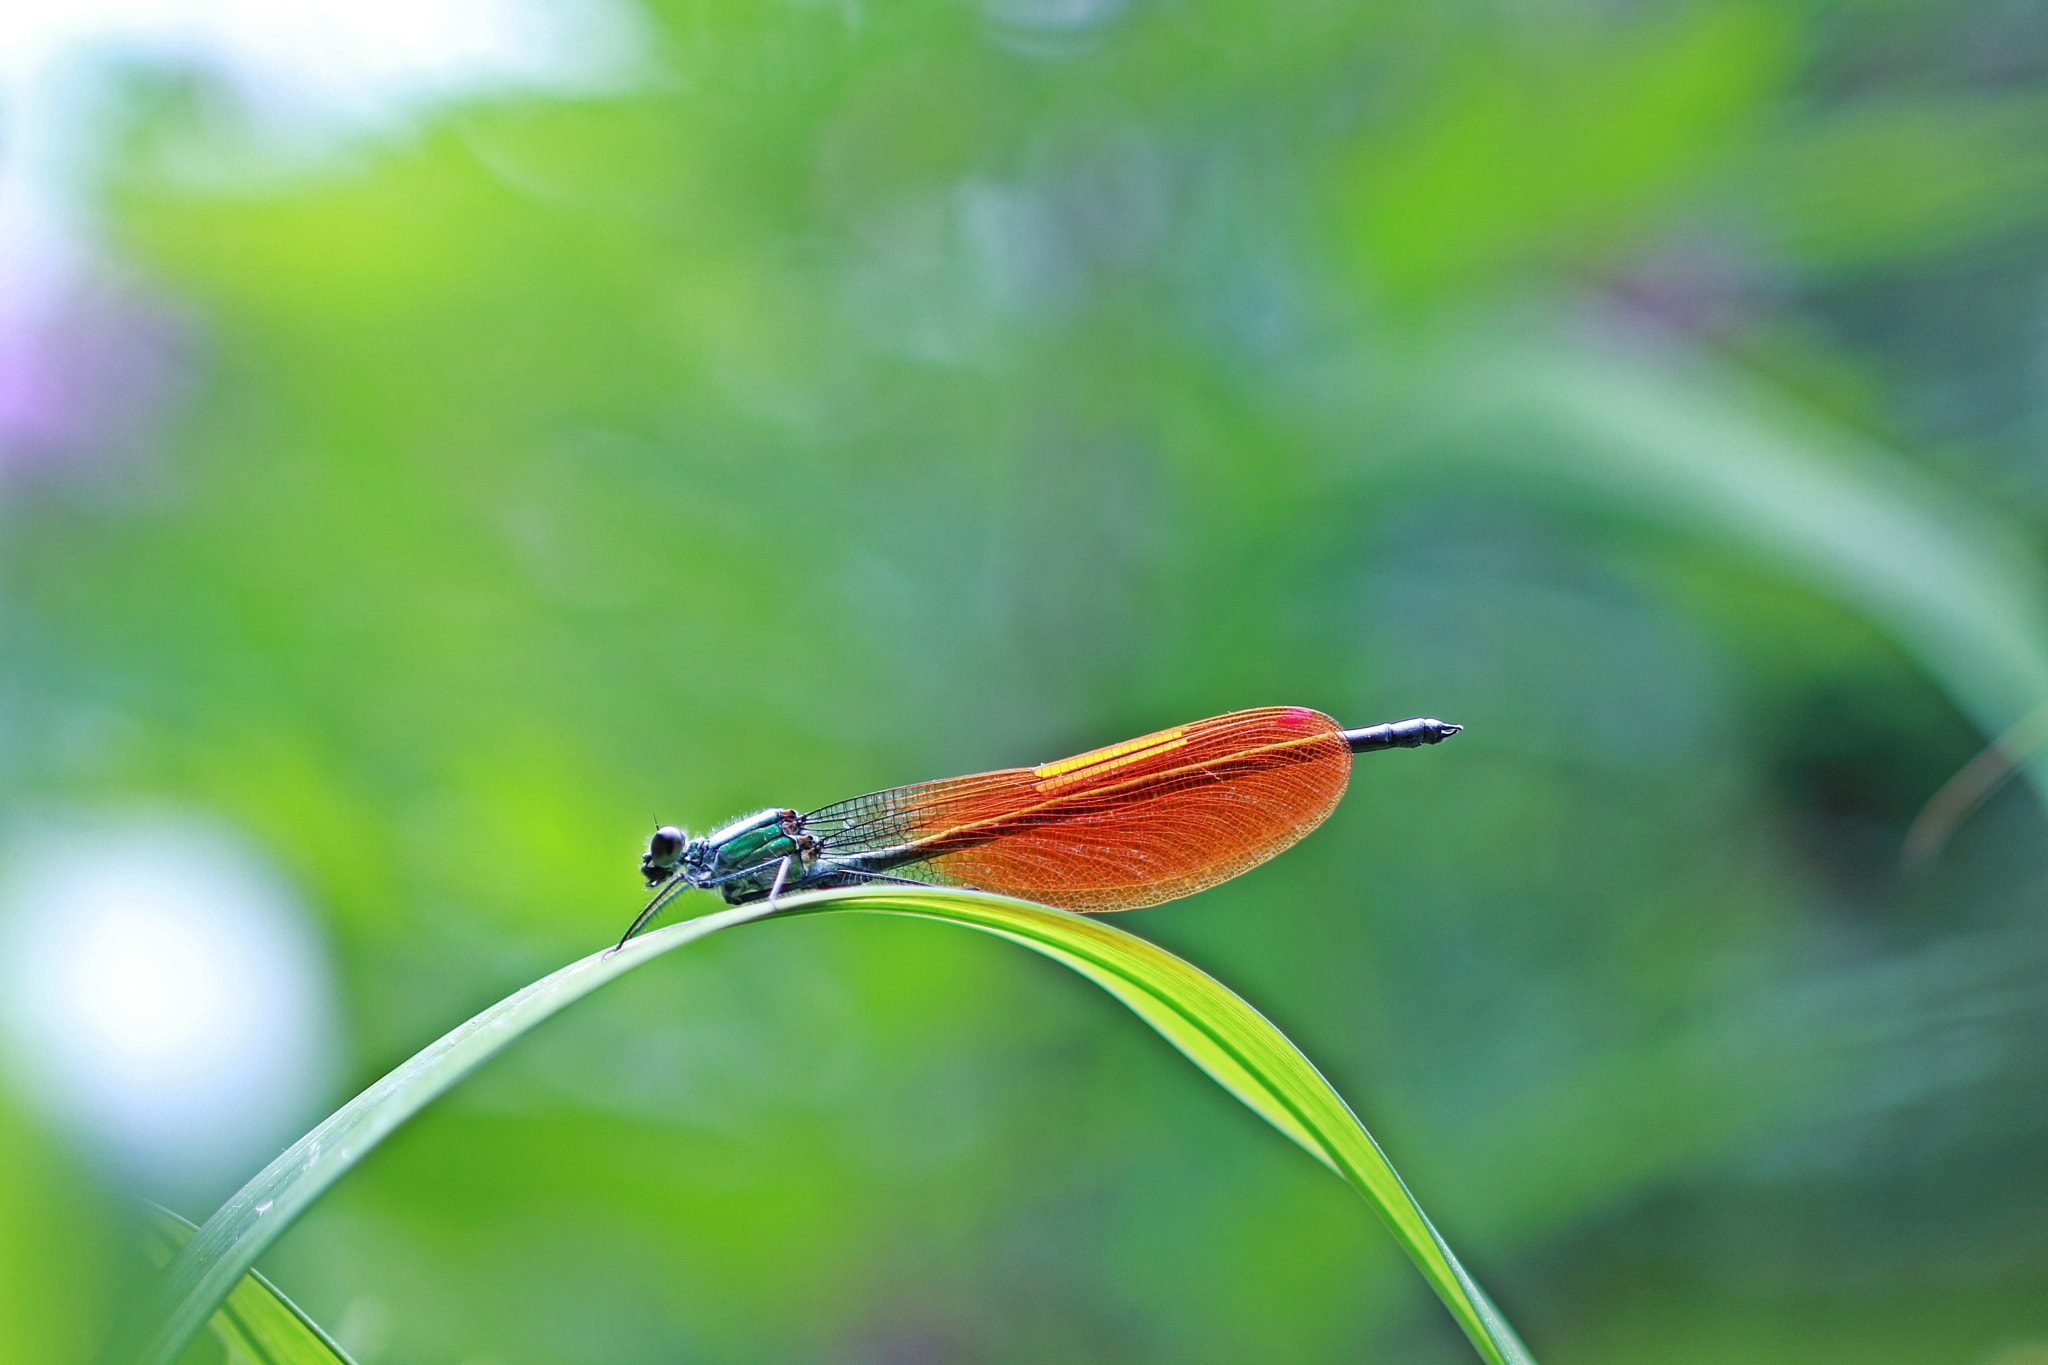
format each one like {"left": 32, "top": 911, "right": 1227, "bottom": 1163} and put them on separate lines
{"left": 140, "top": 895, "right": 790, "bottom": 1365}
{"left": 1298, "top": 307, "right": 2048, "bottom": 810}
{"left": 1411, "top": 313, "right": 2048, "bottom": 807}
{"left": 141, "top": 1204, "right": 358, "bottom": 1365}
{"left": 146, "top": 887, "right": 1530, "bottom": 1365}
{"left": 772, "top": 893, "right": 1534, "bottom": 1365}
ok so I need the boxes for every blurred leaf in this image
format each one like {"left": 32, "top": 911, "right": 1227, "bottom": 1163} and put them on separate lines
{"left": 139, "top": 1206, "right": 355, "bottom": 1365}
{"left": 145, "top": 888, "right": 1530, "bottom": 1365}
{"left": 1340, "top": 4, "right": 1791, "bottom": 303}
{"left": 1754, "top": 96, "right": 2048, "bottom": 269}
{"left": 1326, "top": 312, "right": 2048, "bottom": 799}
{"left": 1516, "top": 324, "right": 2048, "bottom": 769}
{"left": 0, "top": 1087, "right": 108, "bottom": 1364}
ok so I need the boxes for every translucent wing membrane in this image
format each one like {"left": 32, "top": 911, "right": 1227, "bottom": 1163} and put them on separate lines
{"left": 803, "top": 707, "right": 1352, "bottom": 911}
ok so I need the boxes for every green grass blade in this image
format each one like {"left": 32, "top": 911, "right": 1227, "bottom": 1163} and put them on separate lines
{"left": 771, "top": 891, "right": 1535, "bottom": 1365}
{"left": 1520, "top": 327, "right": 2048, "bottom": 756}
{"left": 140, "top": 896, "right": 788, "bottom": 1365}
{"left": 1379, "top": 317, "right": 2048, "bottom": 803}
{"left": 140, "top": 1204, "right": 357, "bottom": 1365}
{"left": 146, "top": 888, "right": 1530, "bottom": 1365}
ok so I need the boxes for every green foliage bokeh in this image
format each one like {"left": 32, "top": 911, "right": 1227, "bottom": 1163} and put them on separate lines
{"left": 7, "top": 0, "right": 2048, "bottom": 1361}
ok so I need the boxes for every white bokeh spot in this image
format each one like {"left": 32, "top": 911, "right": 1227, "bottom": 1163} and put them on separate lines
{"left": 0, "top": 815, "right": 338, "bottom": 1193}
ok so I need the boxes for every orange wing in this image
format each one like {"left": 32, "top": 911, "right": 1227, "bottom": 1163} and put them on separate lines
{"left": 802, "top": 707, "right": 1352, "bottom": 911}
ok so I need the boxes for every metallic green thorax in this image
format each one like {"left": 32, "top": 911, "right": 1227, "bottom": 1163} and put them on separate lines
{"left": 642, "top": 807, "right": 825, "bottom": 906}
{"left": 704, "top": 809, "right": 802, "bottom": 893}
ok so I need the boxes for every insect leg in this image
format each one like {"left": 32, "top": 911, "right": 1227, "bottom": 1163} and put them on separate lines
{"left": 701, "top": 858, "right": 785, "bottom": 888}
{"left": 824, "top": 867, "right": 938, "bottom": 890}
{"left": 767, "top": 855, "right": 792, "bottom": 904}
{"left": 612, "top": 872, "right": 690, "bottom": 953}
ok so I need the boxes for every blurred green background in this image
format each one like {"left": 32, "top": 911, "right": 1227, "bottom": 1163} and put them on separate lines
{"left": 7, "top": 0, "right": 2048, "bottom": 1361}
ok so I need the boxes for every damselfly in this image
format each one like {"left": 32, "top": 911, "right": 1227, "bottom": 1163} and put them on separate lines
{"left": 618, "top": 707, "right": 1459, "bottom": 948}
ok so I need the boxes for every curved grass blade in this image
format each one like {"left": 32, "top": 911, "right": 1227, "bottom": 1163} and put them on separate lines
{"left": 772, "top": 892, "right": 1535, "bottom": 1365}
{"left": 1518, "top": 324, "right": 2048, "bottom": 771}
{"left": 1363, "top": 316, "right": 2048, "bottom": 806}
{"left": 146, "top": 888, "right": 1530, "bottom": 1365}
{"left": 140, "top": 1204, "right": 356, "bottom": 1365}
{"left": 1903, "top": 698, "right": 2048, "bottom": 870}
{"left": 140, "top": 896, "right": 789, "bottom": 1365}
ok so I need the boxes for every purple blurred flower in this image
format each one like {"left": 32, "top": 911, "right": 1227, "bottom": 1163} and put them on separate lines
{"left": 0, "top": 281, "right": 192, "bottom": 475}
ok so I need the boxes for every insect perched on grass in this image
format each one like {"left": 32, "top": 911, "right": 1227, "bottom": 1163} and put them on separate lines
{"left": 617, "top": 707, "right": 1460, "bottom": 949}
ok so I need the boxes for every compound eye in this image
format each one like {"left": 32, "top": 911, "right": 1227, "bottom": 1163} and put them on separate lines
{"left": 647, "top": 826, "right": 685, "bottom": 860}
